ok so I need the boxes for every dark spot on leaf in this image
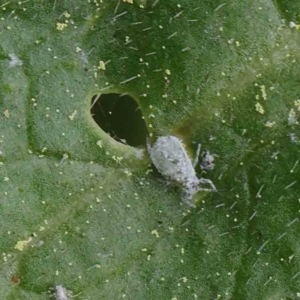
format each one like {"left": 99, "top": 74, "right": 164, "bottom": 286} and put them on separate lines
{"left": 10, "top": 274, "right": 20, "bottom": 284}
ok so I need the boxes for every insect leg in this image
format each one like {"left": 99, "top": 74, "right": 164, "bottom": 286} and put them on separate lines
{"left": 182, "top": 198, "right": 196, "bottom": 208}
{"left": 181, "top": 191, "right": 196, "bottom": 208}
{"left": 198, "top": 178, "right": 217, "bottom": 191}
{"left": 146, "top": 136, "right": 152, "bottom": 154}
{"left": 192, "top": 143, "right": 201, "bottom": 167}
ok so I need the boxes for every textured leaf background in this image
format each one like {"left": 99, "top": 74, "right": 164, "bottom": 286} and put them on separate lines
{"left": 1, "top": 0, "right": 300, "bottom": 299}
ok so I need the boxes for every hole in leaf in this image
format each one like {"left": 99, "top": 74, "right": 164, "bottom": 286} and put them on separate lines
{"left": 91, "top": 93, "right": 148, "bottom": 147}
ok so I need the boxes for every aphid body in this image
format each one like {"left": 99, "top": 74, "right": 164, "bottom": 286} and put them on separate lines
{"left": 54, "top": 285, "right": 70, "bottom": 300}
{"left": 147, "top": 135, "right": 216, "bottom": 207}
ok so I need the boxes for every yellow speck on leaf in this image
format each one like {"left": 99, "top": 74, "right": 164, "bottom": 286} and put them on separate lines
{"left": 294, "top": 99, "right": 300, "bottom": 111}
{"left": 260, "top": 85, "right": 267, "bottom": 100}
{"left": 56, "top": 22, "right": 67, "bottom": 31}
{"left": 255, "top": 102, "right": 265, "bottom": 114}
{"left": 289, "top": 22, "right": 300, "bottom": 30}
{"left": 76, "top": 47, "right": 82, "bottom": 53}
{"left": 64, "top": 12, "right": 71, "bottom": 18}
{"left": 3, "top": 110, "right": 10, "bottom": 118}
{"left": 165, "top": 69, "right": 171, "bottom": 75}
{"left": 151, "top": 229, "right": 159, "bottom": 238}
{"left": 14, "top": 237, "right": 33, "bottom": 251}
{"left": 98, "top": 61, "right": 106, "bottom": 70}
{"left": 97, "top": 140, "right": 103, "bottom": 148}
{"left": 69, "top": 110, "right": 77, "bottom": 121}
{"left": 123, "top": 0, "right": 133, "bottom": 3}
{"left": 265, "top": 121, "right": 275, "bottom": 127}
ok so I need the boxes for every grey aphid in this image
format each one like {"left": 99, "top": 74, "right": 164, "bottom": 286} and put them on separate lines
{"left": 147, "top": 136, "right": 217, "bottom": 207}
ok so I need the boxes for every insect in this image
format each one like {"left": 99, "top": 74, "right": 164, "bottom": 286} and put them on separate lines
{"left": 147, "top": 135, "right": 217, "bottom": 207}
{"left": 201, "top": 150, "right": 217, "bottom": 171}
{"left": 54, "top": 285, "right": 71, "bottom": 300}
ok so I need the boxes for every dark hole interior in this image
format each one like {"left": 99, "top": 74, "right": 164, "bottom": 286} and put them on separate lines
{"left": 91, "top": 93, "right": 148, "bottom": 147}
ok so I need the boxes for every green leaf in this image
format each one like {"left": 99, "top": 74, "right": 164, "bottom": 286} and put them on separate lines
{"left": 1, "top": 0, "right": 300, "bottom": 299}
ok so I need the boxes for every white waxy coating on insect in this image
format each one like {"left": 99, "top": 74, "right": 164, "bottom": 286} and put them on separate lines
{"left": 148, "top": 136, "right": 197, "bottom": 184}
{"left": 55, "top": 285, "right": 70, "bottom": 300}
